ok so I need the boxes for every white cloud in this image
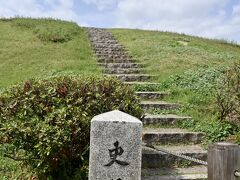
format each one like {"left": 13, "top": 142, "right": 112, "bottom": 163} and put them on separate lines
{"left": 232, "top": 2, "right": 240, "bottom": 25}
{"left": 0, "top": 0, "right": 89, "bottom": 26}
{"left": 111, "top": 0, "right": 240, "bottom": 42}
{"left": 117, "top": 0, "right": 226, "bottom": 20}
{"left": 82, "top": 0, "right": 116, "bottom": 11}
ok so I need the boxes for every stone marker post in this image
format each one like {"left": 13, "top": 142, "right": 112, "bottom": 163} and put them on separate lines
{"left": 89, "top": 110, "right": 142, "bottom": 180}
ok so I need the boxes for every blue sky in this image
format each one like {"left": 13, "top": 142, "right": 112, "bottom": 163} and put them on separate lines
{"left": 0, "top": 0, "right": 240, "bottom": 43}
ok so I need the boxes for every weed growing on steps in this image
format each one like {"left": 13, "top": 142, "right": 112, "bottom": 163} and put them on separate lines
{"left": 133, "top": 83, "right": 163, "bottom": 92}
{"left": 147, "top": 108, "right": 184, "bottom": 116}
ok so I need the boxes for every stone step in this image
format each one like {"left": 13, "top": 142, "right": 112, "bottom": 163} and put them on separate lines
{"left": 142, "top": 128, "right": 205, "bottom": 145}
{"left": 95, "top": 49, "right": 123, "bottom": 53}
{"left": 104, "top": 68, "right": 142, "bottom": 74}
{"left": 142, "top": 145, "right": 207, "bottom": 168}
{"left": 92, "top": 41, "right": 119, "bottom": 44}
{"left": 93, "top": 46, "right": 124, "bottom": 51}
{"left": 91, "top": 40, "right": 118, "bottom": 44}
{"left": 97, "top": 56, "right": 133, "bottom": 61}
{"left": 98, "top": 56, "right": 135, "bottom": 61}
{"left": 95, "top": 51, "right": 127, "bottom": 56}
{"left": 141, "top": 101, "right": 180, "bottom": 110}
{"left": 105, "top": 74, "right": 154, "bottom": 82}
{"left": 96, "top": 52, "right": 125, "bottom": 56}
{"left": 93, "top": 46, "right": 124, "bottom": 50}
{"left": 98, "top": 63, "right": 144, "bottom": 68}
{"left": 92, "top": 43, "right": 124, "bottom": 48}
{"left": 96, "top": 53, "right": 131, "bottom": 59}
{"left": 90, "top": 37, "right": 116, "bottom": 40}
{"left": 97, "top": 59, "right": 136, "bottom": 63}
{"left": 143, "top": 114, "right": 192, "bottom": 125}
{"left": 136, "top": 91, "right": 170, "bottom": 100}
{"left": 142, "top": 166, "right": 207, "bottom": 180}
{"left": 90, "top": 36, "right": 113, "bottom": 39}
{"left": 124, "top": 82, "right": 161, "bottom": 86}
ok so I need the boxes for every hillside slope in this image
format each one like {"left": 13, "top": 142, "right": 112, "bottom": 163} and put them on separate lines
{"left": 110, "top": 28, "right": 240, "bottom": 81}
{"left": 110, "top": 28, "right": 240, "bottom": 144}
{"left": 0, "top": 18, "right": 100, "bottom": 88}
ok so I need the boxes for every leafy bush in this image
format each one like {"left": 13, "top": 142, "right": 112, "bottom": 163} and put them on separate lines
{"left": 12, "top": 18, "right": 79, "bottom": 43}
{"left": 216, "top": 63, "right": 240, "bottom": 127}
{"left": 0, "top": 75, "right": 143, "bottom": 179}
{"left": 162, "top": 67, "right": 225, "bottom": 93}
{"left": 237, "top": 132, "right": 240, "bottom": 144}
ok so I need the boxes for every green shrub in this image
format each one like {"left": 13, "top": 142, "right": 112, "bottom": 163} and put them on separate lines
{"left": 216, "top": 63, "right": 240, "bottom": 127}
{"left": 33, "top": 22, "right": 79, "bottom": 43}
{"left": 12, "top": 18, "right": 79, "bottom": 43}
{"left": 0, "top": 75, "right": 143, "bottom": 179}
{"left": 237, "top": 132, "right": 240, "bottom": 144}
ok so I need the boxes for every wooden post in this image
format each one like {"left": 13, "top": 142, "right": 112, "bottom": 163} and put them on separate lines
{"left": 208, "top": 142, "right": 240, "bottom": 180}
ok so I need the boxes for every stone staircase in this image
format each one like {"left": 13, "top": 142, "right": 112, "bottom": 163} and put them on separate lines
{"left": 85, "top": 27, "right": 208, "bottom": 180}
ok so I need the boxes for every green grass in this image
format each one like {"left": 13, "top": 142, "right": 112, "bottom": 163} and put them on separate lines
{"left": 110, "top": 28, "right": 240, "bottom": 143}
{"left": 0, "top": 18, "right": 100, "bottom": 89}
{"left": 110, "top": 29, "right": 240, "bottom": 81}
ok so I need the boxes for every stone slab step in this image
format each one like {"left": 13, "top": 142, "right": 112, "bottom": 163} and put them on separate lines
{"left": 98, "top": 63, "right": 144, "bottom": 68}
{"left": 92, "top": 43, "right": 124, "bottom": 48}
{"left": 136, "top": 91, "right": 170, "bottom": 100}
{"left": 96, "top": 54, "right": 131, "bottom": 59}
{"left": 142, "top": 166, "right": 207, "bottom": 180}
{"left": 143, "top": 114, "right": 192, "bottom": 125}
{"left": 142, "top": 128, "right": 205, "bottom": 144}
{"left": 92, "top": 40, "right": 118, "bottom": 44}
{"left": 98, "top": 56, "right": 135, "bottom": 61}
{"left": 93, "top": 40, "right": 117, "bottom": 43}
{"left": 90, "top": 37, "right": 116, "bottom": 40}
{"left": 142, "top": 145, "right": 207, "bottom": 168}
{"left": 97, "top": 59, "right": 136, "bottom": 63}
{"left": 95, "top": 49, "right": 123, "bottom": 53}
{"left": 104, "top": 68, "right": 142, "bottom": 74}
{"left": 96, "top": 51, "right": 127, "bottom": 56}
{"left": 105, "top": 74, "right": 154, "bottom": 82}
{"left": 141, "top": 101, "right": 180, "bottom": 110}
{"left": 93, "top": 46, "right": 124, "bottom": 51}
{"left": 124, "top": 82, "right": 161, "bottom": 86}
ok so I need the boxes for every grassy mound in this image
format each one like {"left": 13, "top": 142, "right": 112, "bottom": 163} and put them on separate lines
{"left": 0, "top": 18, "right": 100, "bottom": 88}
{"left": 111, "top": 29, "right": 240, "bottom": 81}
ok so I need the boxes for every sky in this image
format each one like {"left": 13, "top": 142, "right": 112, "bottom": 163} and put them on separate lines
{"left": 0, "top": 0, "right": 240, "bottom": 43}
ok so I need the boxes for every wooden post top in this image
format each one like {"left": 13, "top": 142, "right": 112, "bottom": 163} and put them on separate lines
{"left": 209, "top": 142, "right": 240, "bottom": 150}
